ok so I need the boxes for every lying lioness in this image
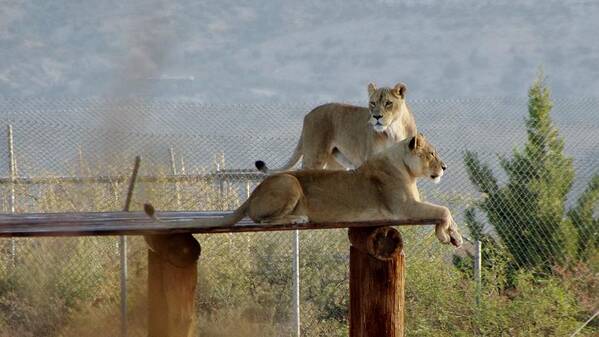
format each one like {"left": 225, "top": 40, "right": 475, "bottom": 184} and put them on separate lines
{"left": 145, "top": 134, "right": 462, "bottom": 247}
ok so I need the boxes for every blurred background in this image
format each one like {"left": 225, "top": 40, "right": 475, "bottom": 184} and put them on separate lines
{"left": 1, "top": 1, "right": 598, "bottom": 336}
{"left": 2, "top": 0, "right": 599, "bottom": 100}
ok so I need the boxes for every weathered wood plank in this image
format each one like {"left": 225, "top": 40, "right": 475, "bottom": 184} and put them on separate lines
{"left": 0, "top": 211, "right": 441, "bottom": 237}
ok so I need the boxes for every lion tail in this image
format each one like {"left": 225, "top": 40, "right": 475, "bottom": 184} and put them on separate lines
{"left": 144, "top": 200, "right": 249, "bottom": 227}
{"left": 255, "top": 133, "right": 303, "bottom": 174}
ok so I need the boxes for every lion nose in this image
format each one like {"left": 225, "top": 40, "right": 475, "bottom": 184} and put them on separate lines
{"left": 442, "top": 163, "right": 447, "bottom": 171}
{"left": 373, "top": 115, "right": 382, "bottom": 120}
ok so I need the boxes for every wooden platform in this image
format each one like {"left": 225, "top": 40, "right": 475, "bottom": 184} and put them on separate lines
{"left": 0, "top": 211, "right": 441, "bottom": 237}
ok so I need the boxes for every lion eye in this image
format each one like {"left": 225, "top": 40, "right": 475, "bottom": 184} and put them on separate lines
{"left": 385, "top": 101, "right": 393, "bottom": 107}
{"left": 369, "top": 102, "right": 376, "bottom": 108}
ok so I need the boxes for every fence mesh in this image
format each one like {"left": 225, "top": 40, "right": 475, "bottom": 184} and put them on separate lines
{"left": 0, "top": 97, "right": 598, "bottom": 336}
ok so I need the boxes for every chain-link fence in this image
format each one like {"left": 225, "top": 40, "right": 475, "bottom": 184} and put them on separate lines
{"left": 0, "top": 97, "right": 598, "bottom": 337}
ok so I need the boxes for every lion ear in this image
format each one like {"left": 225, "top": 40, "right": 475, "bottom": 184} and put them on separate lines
{"left": 392, "top": 82, "right": 407, "bottom": 99}
{"left": 367, "top": 83, "right": 377, "bottom": 97}
{"left": 408, "top": 136, "right": 417, "bottom": 150}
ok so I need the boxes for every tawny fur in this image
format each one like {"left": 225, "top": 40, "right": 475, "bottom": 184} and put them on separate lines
{"left": 146, "top": 134, "right": 462, "bottom": 247}
{"left": 256, "top": 82, "right": 417, "bottom": 173}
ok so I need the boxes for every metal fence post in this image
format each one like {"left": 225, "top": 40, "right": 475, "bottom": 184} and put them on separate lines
{"left": 78, "top": 146, "right": 85, "bottom": 175}
{"left": 292, "top": 229, "right": 301, "bottom": 337}
{"left": 215, "top": 163, "right": 223, "bottom": 199}
{"left": 291, "top": 160, "right": 304, "bottom": 337}
{"left": 169, "top": 147, "right": 182, "bottom": 208}
{"left": 7, "top": 125, "right": 16, "bottom": 266}
{"left": 473, "top": 240, "right": 482, "bottom": 306}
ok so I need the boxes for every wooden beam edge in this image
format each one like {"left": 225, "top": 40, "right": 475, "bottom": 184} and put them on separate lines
{"left": 0, "top": 212, "right": 442, "bottom": 238}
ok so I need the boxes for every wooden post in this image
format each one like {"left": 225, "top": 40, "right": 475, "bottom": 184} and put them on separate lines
{"left": 145, "top": 234, "right": 201, "bottom": 337}
{"left": 349, "top": 227, "right": 405, "bottom": 337}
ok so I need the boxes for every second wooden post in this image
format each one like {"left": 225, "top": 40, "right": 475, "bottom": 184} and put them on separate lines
{"left": 145, "top": 234, "right": 201, "bottom": 337}
{"left": 348, "top": 226, "right": 405, "bottom": 337}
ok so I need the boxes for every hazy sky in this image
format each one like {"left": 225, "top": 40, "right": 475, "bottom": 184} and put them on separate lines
{"left": 1, "top": 0, "right": 598, "bottom": 102}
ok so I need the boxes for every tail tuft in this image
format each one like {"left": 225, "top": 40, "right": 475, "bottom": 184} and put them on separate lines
{"left": 255, "top": 160, "right": 269, "bottom": 173}
{"left": 144, "top": 203, "right": 157, "bottom": 219}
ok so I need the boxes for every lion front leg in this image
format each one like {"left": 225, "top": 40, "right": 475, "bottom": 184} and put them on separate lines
{"left": 401, "top": 201, "right": 463, "bottom": 247}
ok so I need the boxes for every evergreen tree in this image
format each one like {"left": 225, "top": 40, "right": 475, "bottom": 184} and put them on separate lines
{"left": 463, "top": 73, "right": 599, "bottom": 271}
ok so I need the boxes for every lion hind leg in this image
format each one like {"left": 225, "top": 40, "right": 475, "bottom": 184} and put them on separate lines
{"left": 301, "top": 155, "right": 328, "bottom": 170}
{"left": 248, "top": 174, "right": 305, "bottom": 223}
{"left": 301, "top": 141, "right": 334, "bottom": 170}
{"left": 331, "top": 148, "right": 356, "bottom": 170}
{"left": 325, "top": 156, "right": 345, "bottom": 170}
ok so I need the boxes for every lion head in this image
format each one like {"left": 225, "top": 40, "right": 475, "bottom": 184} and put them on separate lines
{"left": 367, "top": 82, "right": 408, "bottom": 133}
{"left": 404, "top": 133, "right": 447, "bottom": 183}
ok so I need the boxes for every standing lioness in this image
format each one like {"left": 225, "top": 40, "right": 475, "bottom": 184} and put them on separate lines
{"left": 256, "top": 82, "right": 417, "bottom": 173}
{"left": 146, "top": 134, "right": 462, "bottom": 247}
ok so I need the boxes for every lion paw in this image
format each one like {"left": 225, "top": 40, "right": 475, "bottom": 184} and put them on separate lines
{"left": 448, "top": 228, "right": 463, "bottom": 248}
{"left": 435, "top": 224, "right": 451, "bottom": 244}
{"left": 435, "top": 209, "right": 462, "bottom": 247}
